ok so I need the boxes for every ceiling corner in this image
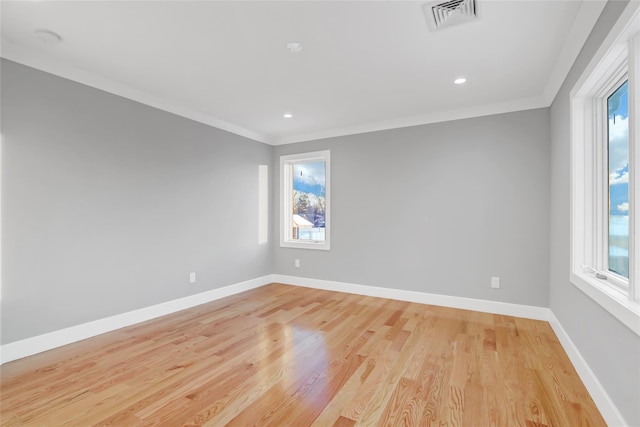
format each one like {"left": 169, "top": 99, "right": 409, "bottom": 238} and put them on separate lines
{"left": 542, "top": 0, "right": 607, "bottom": 106}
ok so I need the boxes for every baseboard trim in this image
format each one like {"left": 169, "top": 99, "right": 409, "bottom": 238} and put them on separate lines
{"left": 272, "top": 274, "right": 628, "bottom": 427}
{"left": 1, "top": 274, "right": 627, "bottom": 426}
{"left": 272, "top": 274, "right": 552, "bottom": 320}
{"left": 0, "top": 275, "right": 272, "bottom": 365}
{"left": 547, "top": 315, "right": 629, "bottom": 427}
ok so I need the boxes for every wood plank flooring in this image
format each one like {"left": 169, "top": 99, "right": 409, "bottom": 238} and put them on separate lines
{"left": 1, "top": 283, "right": 606, "bottom": 426}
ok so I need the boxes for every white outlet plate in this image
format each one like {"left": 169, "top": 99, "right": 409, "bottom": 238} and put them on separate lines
{"left": 491, "top": 276, "right": 500, "bottom": 288}
{"left": 295, "top": 259, "right": 300, "bottom": 268}
{"left": 189, "top": 272, "right": 196, "bottom": 284}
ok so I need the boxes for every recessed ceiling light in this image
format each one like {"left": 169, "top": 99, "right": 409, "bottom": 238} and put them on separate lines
{"left": 34, "top": 29, "right": 63, "bottom": 46}
{"left": 286, "top": 42, "right": 303, "bottom": 53}
{"left": 283, "top": 113, "right": 293, "bottom": 118}
{"left": 454, "top": 77, "right": 467, "bottom": 85}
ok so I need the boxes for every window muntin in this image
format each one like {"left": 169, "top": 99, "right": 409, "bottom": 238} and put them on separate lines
{"left": 280, "top": 151, "right": 330, "bottom": 250}
{"left": 607, "top": 80, "right": 630, "bottom": 279}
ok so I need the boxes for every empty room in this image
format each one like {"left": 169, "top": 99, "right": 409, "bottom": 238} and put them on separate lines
{"left": 1, "top": 0, "right": 639, "bottom": 425}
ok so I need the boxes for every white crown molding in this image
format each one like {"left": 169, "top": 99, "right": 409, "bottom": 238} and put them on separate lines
{"left": 0, "top": 275, "right": 272, "bottom": 364}
{"left": 2, "top": 0, "right": 604, "bottom": 150}
{"left": 270, "top": 96, "right": 547, "bottom": 145}
{"left": 2, "top": 42, "right": 548, "bottom": 147}
{"left": 274, "top": 0, "right": 606, "bottom": 146}
{"left": 0, "top": 41, "right": 270, "bottom": 145}
{"left": 0, "top": 0, "right": 605, "bottom": 148}
{"left": 542, "top": 0, "right": 607, "bottom": 105}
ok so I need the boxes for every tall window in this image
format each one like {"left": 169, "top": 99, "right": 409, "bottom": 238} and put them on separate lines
{"left": 570, "top": 3, "right": 639, "bottom": 336}
{"left": 280, "top": 151, "right": 330, "bottom": 250}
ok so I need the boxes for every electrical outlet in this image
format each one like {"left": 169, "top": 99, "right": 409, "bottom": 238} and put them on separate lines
{"left": 295, "top": 259, "right": 300, "bottom": 268}
{"left": 491, "top": 276, "right": 500, "bottom": 289}
{"left": 189, "top": 272, "right": 196, "bottom": 284}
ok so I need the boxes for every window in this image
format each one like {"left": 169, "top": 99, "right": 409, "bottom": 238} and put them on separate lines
{"left": 570, "top": 3, "right": 639, "bottom": 335}
{"left": 607, "top": 80, "right": 629, "bottom": 281}
{"left": 280, "top": 151, "right": 330, "bottom": 250}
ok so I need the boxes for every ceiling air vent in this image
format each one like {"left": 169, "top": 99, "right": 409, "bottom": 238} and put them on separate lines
{"left": 424, "top": 0, "right": 478, "bottom": 32}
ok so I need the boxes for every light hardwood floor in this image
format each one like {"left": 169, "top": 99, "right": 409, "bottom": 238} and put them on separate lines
{"left": 1, "top": 283, "right": 605, "bottom": 426}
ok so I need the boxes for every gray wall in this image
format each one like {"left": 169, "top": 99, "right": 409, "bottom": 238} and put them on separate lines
{"left": 549, "top": 1, "right": 640, "bottom": 426}
{"left": 1, "top": 59, "right": 272, "bottom": 344}
{"left": 273, "top": 109, "right": 550, "bottom": 307}
{"left": 4, "top": 10, "right": 636, "bottom": 421}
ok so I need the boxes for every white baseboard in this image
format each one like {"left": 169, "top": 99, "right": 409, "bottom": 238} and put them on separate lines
{"left": 0, "top": 275, "right": 272, "bottom": 365}
{"left": 1, "top": 273, "right": 627, "bottom": 426}
{"left": 547, "top": 315, "right": 629, "bottom": 427}
{"left": 272, "top": 274, "right": 552, "bottom": 320}
{"left": 273, "top": 274, "right": 628, "bottom": 427}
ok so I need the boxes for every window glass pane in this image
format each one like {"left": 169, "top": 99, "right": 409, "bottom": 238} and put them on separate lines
{"left": 291, "top": 161, "right": 326, "bottom": 241}
{"left": 608, "top": 80, "right": 629, "bottom": 278}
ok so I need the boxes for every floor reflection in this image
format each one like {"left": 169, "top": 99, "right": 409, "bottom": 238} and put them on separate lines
{"left": 258, "top": 322, "right": 329, "bottom": 407}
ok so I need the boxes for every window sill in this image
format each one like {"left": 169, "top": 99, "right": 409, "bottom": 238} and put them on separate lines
{"left": 570, "top": 272, "right": 640, "bottom": 336}
{"left": 280, "top": 240, "right": 330, "bottom": 251}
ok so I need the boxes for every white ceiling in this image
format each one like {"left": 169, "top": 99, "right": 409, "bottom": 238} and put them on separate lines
{"left": 1, "top": 1, "right": 606, "bottom": 145}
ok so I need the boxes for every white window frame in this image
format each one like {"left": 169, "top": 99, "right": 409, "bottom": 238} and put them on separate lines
{"left": 570, "top": 2, "right": 640, "bottom": 336}
{"left": 280, "top": 150, "right": 330, "bottom": 251}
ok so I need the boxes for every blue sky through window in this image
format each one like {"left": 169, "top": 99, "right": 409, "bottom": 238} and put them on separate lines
{"left": 293, "top": 162, "right": 326, "bottom": 197}
{"left": 609, "top": 81, "right": 629, "bottom": 217}
{"left": 608, "top": 80, "right": 629, "bottom": 278}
